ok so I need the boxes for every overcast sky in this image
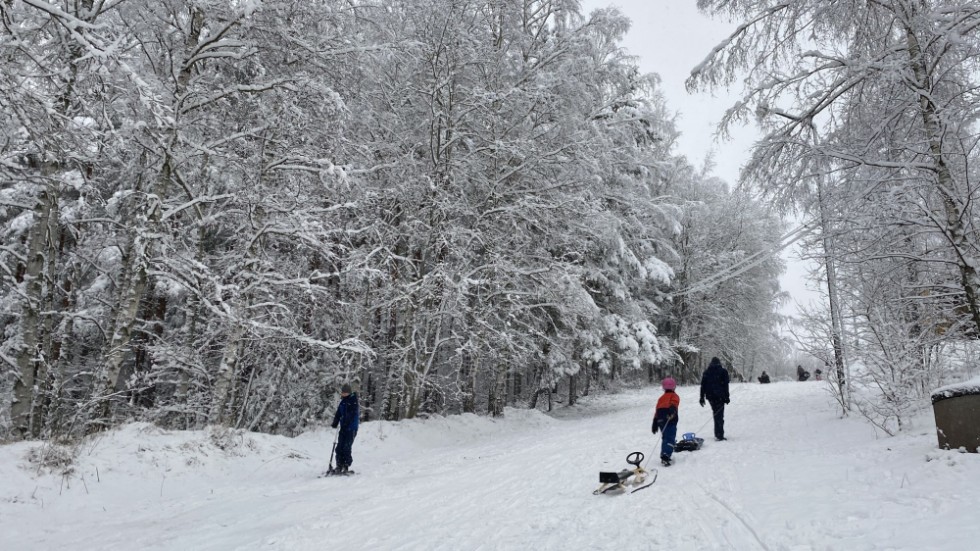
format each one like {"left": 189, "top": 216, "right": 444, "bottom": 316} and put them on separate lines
{"left": 579, "top": 0, "right": 823, "bottom": 319}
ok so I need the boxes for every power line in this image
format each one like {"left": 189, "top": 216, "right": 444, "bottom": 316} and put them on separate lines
{"left": 670, "top": 223, "right": 814, "bottom": 298}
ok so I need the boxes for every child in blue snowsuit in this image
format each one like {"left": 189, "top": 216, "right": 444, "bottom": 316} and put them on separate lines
{"left": 652, "top": 377, "right": 680, "bottom": 466}
{"left": 331, "top": 383, "right": 359, "bottom": 473}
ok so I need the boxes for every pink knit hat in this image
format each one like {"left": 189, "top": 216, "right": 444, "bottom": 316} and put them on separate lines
{"left": 662, "top": 377, "right": 677, "bottom": 390}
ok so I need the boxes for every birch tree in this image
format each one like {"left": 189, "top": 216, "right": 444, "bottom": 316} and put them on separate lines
{"left": 1, "top": 0, "right": 121, "bottom": 437}
{"left": 689, "top": 0, "right": 980, "bottom": 334}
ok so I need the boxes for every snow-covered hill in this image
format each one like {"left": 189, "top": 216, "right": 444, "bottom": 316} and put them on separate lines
{"left": 2, "top": 382, "right": 977, "bottom": 550}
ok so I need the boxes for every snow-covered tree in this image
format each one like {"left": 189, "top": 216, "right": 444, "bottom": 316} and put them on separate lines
{"left": 690, "top": 0, "right": 980, "bottom": 421}
{"left": 660, "top": 161, "right": 787, "bottom": 382}
{"left": 1, "top": 0, "right": 789, "bottom": 439}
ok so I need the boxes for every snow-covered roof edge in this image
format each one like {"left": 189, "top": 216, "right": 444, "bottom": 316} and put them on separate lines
{"left": 931, "top": 376, "right": 980, "bottom": 403}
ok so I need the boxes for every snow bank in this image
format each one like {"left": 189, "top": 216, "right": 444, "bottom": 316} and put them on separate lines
{"left": 2, "top": 407, "right": 562, "bottom": 487}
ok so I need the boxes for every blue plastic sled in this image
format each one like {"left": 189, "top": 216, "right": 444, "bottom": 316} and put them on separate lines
{"left": 674, "top": 432, "right": 704, "bottom": 452}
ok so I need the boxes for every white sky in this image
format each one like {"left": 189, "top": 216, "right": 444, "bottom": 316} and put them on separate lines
{"left": 579, "top": 0, "right": 823, "bottom": 319}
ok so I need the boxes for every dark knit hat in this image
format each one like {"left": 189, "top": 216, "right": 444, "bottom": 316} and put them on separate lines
{"left": 341, "top": 383, "right": 352, "bottom": 394}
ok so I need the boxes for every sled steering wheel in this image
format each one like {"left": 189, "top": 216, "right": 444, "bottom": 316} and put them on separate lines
{"left": 626, "top": 452, "right": 644, "bottom": 466}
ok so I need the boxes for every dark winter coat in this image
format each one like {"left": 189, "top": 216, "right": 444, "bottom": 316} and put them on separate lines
{"left": 797, "top": 366, "right": 810, "bottom": 381}
{"left": 700, "top": 357, "right": 730, "bottom": 403}
{"left": 332, "top": 393, "right": 360, "bottom": 432}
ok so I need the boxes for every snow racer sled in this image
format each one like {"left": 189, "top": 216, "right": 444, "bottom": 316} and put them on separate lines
{"left": 320, "top": 468, "right": 356, "bottom": 477}
{"left": 320, "top": 430, "right": 356, "bottom": 477}
{"left": 593, "top": 452, "right": 658, "bottom": 495}
{"left": 673, "top": 432, "right": 704, "bottom": 452}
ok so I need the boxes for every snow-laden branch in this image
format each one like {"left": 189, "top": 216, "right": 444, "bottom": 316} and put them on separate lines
{"left": 178, "top": 79, "right": 293, "bottom": 114}
{"left": 20, "top": 0, "right": 121, "bottom": 59}
{"left": 161, "top": 194, "right": 235, "bottom": 221}
{"left": 687, "top": 2, "right": 792, "bottom": 91}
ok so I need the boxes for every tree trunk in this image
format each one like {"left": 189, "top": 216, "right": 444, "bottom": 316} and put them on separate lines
{"left": 31, "top": 194, "right": 62, "bottom": 436}
{"left": 487, "top": 365, "right": 504, "bottom": 417}
{"left": 94, "top": 231, "right": 150, "bottom": 426}
{"left": 210, "top": 321, "right": 246, "bottom": 425}
{"left": 818, "top": 180, "right": 848, "bottom": 411}
{"left": 10, "top": 190, "right": 53, "bottom": 438}
{"left": 568, "top": 373, "right": 576, "bottom": 406}
{"left": 46, "top": 265, "right": 79, "bottom": 435}
{"left": 461, "top": 350, "right": 475, "bottom": 413}
{"left": 905, "top": 25, "right": 980, "bottom": 337}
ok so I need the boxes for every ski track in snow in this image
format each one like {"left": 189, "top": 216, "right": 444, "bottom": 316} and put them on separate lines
{"left": 2, "top": 382, "right": 979, "bottom": 550}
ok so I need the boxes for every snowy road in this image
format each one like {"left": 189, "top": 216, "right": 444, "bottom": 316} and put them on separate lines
{"left": 2, "top": 382, "right": 978, "bottom": 550}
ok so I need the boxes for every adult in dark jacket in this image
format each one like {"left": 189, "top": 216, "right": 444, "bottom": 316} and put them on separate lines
{"left": 331, "top": 383, "right": 359, "bottom": 473}
{"left": 758, "top": 371, "right": 771, "bottom": 384}
{"left": 700, "top": 357, "right": 730, "bottom": 441}
{"left": 797, "top": 365, "right": 810, "bottom": 381}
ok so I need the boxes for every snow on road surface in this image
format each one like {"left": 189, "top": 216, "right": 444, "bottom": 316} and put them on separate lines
{"left": 2, "top": 382, "right": 978, "bottom": 550}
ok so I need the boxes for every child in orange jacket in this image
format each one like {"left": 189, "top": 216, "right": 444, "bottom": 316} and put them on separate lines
{"left": 652, "top": 377, "right": 679, "bottom": 466}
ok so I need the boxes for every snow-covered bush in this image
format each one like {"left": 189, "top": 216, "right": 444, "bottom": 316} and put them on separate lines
{"left": 26, "top": 443, "right": 76, "bottom": 475}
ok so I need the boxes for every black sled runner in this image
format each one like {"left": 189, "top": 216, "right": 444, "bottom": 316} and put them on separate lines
{"left": 593, "top": 452, "right": 658, "bottom": 495}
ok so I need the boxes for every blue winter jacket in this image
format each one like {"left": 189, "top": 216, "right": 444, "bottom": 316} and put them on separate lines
{"left": 332, "top": 393, "right": 359, "bottom": 432}
{"left": 700, "top": 358, "right": 730, "bottom": 402}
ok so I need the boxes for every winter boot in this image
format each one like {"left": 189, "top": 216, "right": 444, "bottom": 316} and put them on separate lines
{"left": 660, "top": 454, "right": 672, "bottom": 467}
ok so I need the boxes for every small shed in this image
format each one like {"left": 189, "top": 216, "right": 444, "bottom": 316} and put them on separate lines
{"left": 931, "top": 377, "right": 980, "bottom": 453}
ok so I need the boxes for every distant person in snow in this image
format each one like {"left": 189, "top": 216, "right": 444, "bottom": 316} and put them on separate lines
{"left": 331, "top": 383, "right": 359, "bottom": 474}
{"left": 797, "top": 365, "right": 810, "bottom": 382}
{"left": 758, "top": 371, "right": 771, "bottom": 384}
{"left": 814, "top": 368, "right": 823, "bottom": 381}
{"left": 652, "top": 377, "right": 680, "bottom": 466}
{"left": 700, "top": 357, "right": 730, "bottom": 441}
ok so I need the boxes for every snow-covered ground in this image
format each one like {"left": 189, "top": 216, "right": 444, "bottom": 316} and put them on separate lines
{"left": 2, "top": 382, "right": 978, "bottom": 550}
